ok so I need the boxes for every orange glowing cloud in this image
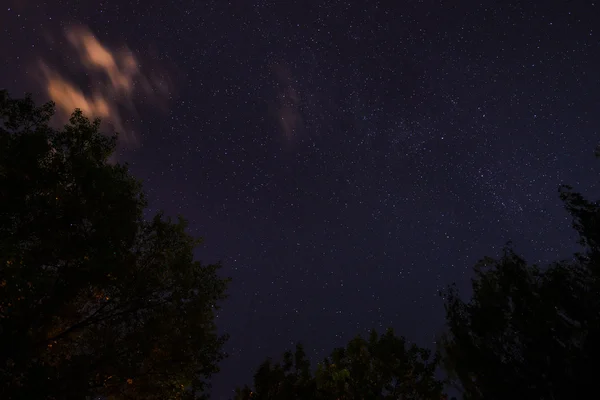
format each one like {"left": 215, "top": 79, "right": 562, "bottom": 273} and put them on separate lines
{"left": 65, "top": 26, "right": 138, "bottom": 94}
{"left": 37, "top": 25, "right": 173, "bottom": 145}
{"left": 41, "top": 64, "right": 111, "bottom": 119}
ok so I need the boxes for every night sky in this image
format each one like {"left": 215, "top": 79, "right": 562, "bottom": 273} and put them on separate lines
{"left": 2, "top": 1, "right": 600, "bottom": 398}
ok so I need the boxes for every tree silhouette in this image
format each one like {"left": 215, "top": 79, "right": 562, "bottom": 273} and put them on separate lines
{"left": 0, "top": 91, "right": 230, "bottom": 400}
{"left": 440, "top": 180, "right": 600, "bottom": 399}
{"left": 234, "top": 343, "right": 315, "bottom": 400}
{"left": 235, "top": 329, "right": 445, "bottom": 400}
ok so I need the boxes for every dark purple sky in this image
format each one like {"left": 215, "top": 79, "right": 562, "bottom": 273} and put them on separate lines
{"left": 2, "top": 1, "right": 599, "bottom": 398}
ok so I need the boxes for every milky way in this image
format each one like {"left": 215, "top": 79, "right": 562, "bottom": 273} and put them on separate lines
{"left": 2, "top": 1, "right": 599, "bottom": 397}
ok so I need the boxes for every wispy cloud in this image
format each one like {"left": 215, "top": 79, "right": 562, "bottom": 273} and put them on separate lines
{"left": 272, "top": 63, "right": 303, "bottom": 141}
{"left": 37, "top": 25, "right": 172, "bottom": 145}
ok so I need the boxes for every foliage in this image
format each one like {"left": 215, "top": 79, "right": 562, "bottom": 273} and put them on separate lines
{"left": 440, "top": 182, "right": 600, "bottom": 399}
{"left": 0, "top": 91, "right": 230, "bottom": 399}
{"left": 235, "top": 329, "right": 445, "bottom": 400}
{"left": 234, "top": 343, "right": 315, "bottom": 400}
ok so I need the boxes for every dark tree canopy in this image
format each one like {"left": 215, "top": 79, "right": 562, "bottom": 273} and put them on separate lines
{"left": 0, "top": 91, "right": 230, "bottom": 400}
{"left": 235, "top": 328, "right": 445, "bottom": 400}
{"left": 440, "top": 183, "right": 600, "bottom": 399}
{"left": 5, "top": 89, "right": 600, "bottom": 400}
{"left": 234, "top": 343, "right": 315, "bottom": 400}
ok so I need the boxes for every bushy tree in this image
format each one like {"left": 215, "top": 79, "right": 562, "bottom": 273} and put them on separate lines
{"left": 234, "top": 344, "right": 314, "bottom": 400}
{"left": 0, "top": 91, "right": 230, "bottom": 399}
{"left": 235, "top": 329, "right": 445, "bottom": 400}
{"left": 440, "top": 183, "right": 600, "bottom": 399}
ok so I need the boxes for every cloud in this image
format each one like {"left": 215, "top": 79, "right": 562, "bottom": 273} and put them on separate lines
{"left": 40, "top": 64, "right": 112, "bottom": 120}
{"left": 65, "top": 27, "right": 138, "bottom": 94}
{"left": 272, "top": 63, "right": 303, "bottom": 141}
{"left": 37, "top": 25, "right": 172, "bottom": 145}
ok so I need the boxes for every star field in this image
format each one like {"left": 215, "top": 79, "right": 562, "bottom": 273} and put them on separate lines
{"left": 2, "top": 1, "right": 599, "bottom": 398}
